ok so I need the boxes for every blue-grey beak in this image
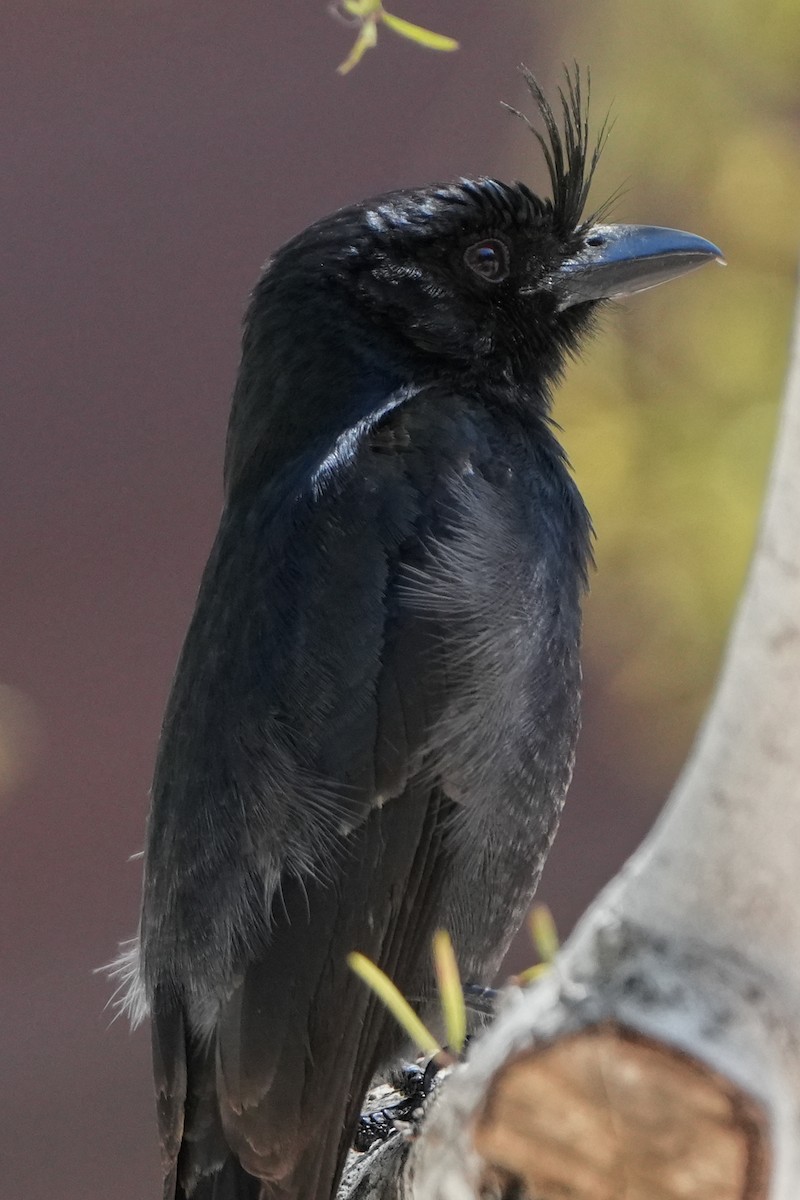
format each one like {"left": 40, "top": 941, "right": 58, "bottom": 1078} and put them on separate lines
{"left": 551, "top": 224, "right": 725, "bottom": 310}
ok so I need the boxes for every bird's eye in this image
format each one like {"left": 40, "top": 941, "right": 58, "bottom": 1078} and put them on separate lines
{"left": 464, "top": 239, "right": 510, "bottom": 283}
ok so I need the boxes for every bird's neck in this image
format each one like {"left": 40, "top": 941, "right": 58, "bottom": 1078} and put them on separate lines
{"left": 224, "top": 300, "right": 405, "bottom": 500}
{"left": 223, "top": 280, "right": 565, "bottom": 507}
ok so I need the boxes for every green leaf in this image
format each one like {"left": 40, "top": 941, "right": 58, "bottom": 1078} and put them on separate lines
{"left": 347, "top": 951, "right": 442, "bottom": 1056}
{"left": 529, "top": 904, "right": 560, "bottom": 963}
{"left": 380, "top": 9, "right": 459, "bottom": 51}
{"left": 516, "top": 962, "right": 552, "bottom": 984}
{"left": 432, "top": 930, "right": 467, "bottom": 1053}
{"left": 339, "top": 0, "right": 381, "bottom": 16}
{"left": 337, "top": 18, "right": 379, "bottom": 75}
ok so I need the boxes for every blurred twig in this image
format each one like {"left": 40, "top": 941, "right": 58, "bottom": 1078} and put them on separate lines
{"left": 329, "top": 1, "right": 459, "bottom": 75}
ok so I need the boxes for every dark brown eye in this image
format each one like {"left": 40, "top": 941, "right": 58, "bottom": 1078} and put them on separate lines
{"left": 464, "top": 239, "right": 510, "bottom": 282}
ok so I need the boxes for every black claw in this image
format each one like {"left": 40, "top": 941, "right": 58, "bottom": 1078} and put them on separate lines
{"left": 386, "top": 1061, "right": 424, "bottom": 1094}
{"left": 420, "top": 1055, "right": 441, "bottom": 1092}
{"left": 353, "top": 1107, "right": 398, "bottom": 1152}
{"left": 355, "top": 988, "right": 499, "bottom": 1152}
{"left": 355, "top": 1056, "right": 443, "bottom": 1152}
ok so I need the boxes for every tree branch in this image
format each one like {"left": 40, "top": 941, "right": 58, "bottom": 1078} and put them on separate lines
{"left": 342, "top": 287, "right": 800, "bottom": 1199}
{"left": 408, "top": 286, "right": 800, "bottom": 1199}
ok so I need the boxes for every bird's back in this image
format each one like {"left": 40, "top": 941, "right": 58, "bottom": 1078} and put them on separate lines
{"left": 119, "top": 70, "right": 722, "bottom": 1195}
{"left": 137, "top": 385, "right": 589, "bottom": 1200}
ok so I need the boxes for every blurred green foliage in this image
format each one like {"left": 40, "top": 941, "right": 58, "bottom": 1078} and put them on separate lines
{"left": 549, "top": 2, "right": 800, "bottom": 774}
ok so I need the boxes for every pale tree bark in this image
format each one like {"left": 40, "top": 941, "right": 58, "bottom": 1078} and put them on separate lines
{"left": 341, "top": 291, "right": 800, "bottom": 1200}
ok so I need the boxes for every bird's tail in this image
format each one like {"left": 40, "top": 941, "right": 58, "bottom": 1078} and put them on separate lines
{"left": 158, "top": 786, "right": 451, "bottom": 1200}
{"left": 173, "top": 1155, "right": 262, "bottom": 1200}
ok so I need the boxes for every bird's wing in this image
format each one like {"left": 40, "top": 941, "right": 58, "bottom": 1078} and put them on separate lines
{"left": 154, "top": 392, "right": 492, "bottom": 1199}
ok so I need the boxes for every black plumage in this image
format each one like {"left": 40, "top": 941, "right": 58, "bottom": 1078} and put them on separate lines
{"left": 115, "top": 69, "right": 721, "bottom": 1200}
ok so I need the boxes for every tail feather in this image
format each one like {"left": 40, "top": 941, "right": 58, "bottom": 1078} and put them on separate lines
{"left": 175, "top": 1155, "right": 262, "bottom": 1200}
{"left": 155, "top": 785, "right": 453, "bottom": 1200}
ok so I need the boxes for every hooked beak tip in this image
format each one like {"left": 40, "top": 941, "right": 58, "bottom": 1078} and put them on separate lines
{"left": 552, "top": 223, "right": 725, "bottom": 308}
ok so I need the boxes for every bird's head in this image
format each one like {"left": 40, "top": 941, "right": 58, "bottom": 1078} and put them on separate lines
{"left": 227, "top": 69, "right": 722, "bottom": 494}
{"left": 262, "top": 69, "right": 719, "bottom": 386}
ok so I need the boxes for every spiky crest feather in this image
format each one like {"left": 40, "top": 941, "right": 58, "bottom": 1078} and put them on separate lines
{"left": 504, "top": 64, "right": 613, "bottom": 236}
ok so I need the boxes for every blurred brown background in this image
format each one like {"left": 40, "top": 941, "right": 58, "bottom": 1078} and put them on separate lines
{"left": 2, "top": 3, "right": 798, "bottom": 1197}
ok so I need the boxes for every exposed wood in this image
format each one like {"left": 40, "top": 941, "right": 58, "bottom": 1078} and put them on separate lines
{"left": 386, "top": 292, "right": 800, "bottom": 1200}
{"left": 474, "top": 1023, "right": 769, "bottom": 1200}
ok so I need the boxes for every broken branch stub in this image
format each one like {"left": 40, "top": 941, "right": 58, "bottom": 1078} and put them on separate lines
{"left": 474, "top": 1024, "right": 769, "bottom": 1200}
{"left": 408, "top": 293, "right": 800, "bottom": 1199}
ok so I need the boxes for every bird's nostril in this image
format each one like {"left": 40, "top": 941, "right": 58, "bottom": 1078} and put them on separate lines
{"left": 586, "top": 234, "right": 606, "bottom": 248}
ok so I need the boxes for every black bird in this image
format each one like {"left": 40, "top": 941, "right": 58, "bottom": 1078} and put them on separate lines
{"left": 115, "top": 70, "right": 722, "bottom": 1200}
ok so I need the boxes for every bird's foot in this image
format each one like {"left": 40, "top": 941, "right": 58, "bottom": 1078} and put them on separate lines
{"left": 354, "top": 986, "right": 497, "bottom": 1153}
{"left": 354, "top": 1058, "right": 441, "bottom": 1152}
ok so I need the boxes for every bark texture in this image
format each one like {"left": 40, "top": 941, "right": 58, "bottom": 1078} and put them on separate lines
{"left": 338, "top": 291, "right": 800, "bottom": 1199}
